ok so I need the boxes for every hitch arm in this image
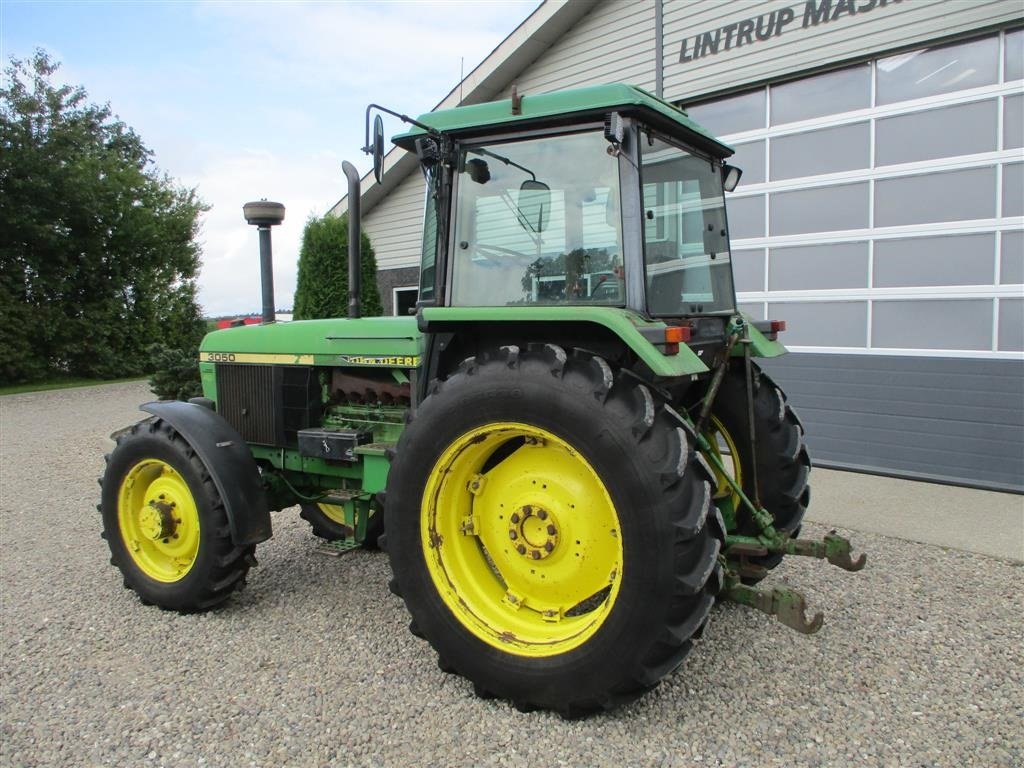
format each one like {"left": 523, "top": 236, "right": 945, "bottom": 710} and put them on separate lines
{"left": 726, "top": 581, "right": 824, "bottom": 635}
{"left": 725, "top": 530, "right": 867, "bottom": 577}
{"left": 787, "top": 531, "right": 867, "bottom": 572}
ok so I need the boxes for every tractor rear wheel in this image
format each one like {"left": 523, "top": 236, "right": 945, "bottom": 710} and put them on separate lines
{"left": 99, "top": 418, "right": 254, "bottom": 612}
{"left": 384, "top": 345, "right": 724, "bottom": 716}
{"left": 704, "top": 362, "right": 810, "bottom": 578}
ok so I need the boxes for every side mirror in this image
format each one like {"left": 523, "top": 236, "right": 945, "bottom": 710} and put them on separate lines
{"left": 372, "top": 115, "right": 385, "bottom": 183}
{"left": 722, "top": 163, "right": 743, "bottom": 192}
{"left": 518, "top": 179, "right": 550, "bottom": 234}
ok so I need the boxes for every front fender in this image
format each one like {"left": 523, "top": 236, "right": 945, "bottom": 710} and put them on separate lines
{"left": 140, "top": 400, "right": 272, "bottom": 547}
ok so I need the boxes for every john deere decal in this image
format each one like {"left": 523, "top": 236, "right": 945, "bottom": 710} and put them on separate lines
{"left": 339, "top": 355, "right": 421, "bottom": 367}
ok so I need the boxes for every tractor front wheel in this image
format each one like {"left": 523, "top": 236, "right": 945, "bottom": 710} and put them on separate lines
{"left": 385, "top": 345, "right": 723, "bottom": 715}
{"left": 299, "top": 502, "right": 384, "bottom": 549}
{"left": 99, "top": 418, "right": 254, "bottom": 612}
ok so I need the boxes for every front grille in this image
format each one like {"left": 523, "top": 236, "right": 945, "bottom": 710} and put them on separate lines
{"left": 216, "top": 364, "right": 321, "bottom": 446}
{"left": 216, "top": 364, "right": 276, "bottom": 444}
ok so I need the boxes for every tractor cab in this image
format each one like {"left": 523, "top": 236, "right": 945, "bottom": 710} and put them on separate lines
{"left": 390, "top": 84, "right": 742, "bottom": 331}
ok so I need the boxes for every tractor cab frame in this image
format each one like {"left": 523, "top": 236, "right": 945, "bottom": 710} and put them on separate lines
{"left": 376, "top": 84, "right": 749, "bottom": 395}
{"left": 394, "top": 87, "right": 741, "bottom": 310}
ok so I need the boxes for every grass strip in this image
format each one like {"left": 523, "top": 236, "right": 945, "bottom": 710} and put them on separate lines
{"left": 0, "top": 376, "right": 148, "bottom": 396}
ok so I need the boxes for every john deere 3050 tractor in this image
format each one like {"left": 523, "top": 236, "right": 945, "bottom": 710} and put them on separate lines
{"left": 100, "top": 84, "right": 865, "bottom": 715}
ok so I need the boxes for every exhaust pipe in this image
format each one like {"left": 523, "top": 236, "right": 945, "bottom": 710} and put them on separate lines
{"left": 342, "top": 161, "right": 361, "bottom": 320}
{"left": 242, "top": 200, "right": 286, "bottom": 324}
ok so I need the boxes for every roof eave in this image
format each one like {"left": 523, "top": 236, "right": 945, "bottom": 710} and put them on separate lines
{"left": 328, "top": 0, "right": 599, "bottom": 217}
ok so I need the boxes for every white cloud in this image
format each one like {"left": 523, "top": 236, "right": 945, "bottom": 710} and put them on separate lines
{"left": 186, "top": 145, "right": 346, "bottom": 316}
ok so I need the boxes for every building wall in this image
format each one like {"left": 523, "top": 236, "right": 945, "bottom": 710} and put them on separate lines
{"left": 680, "top": 25, "right": 1024, "bottom": 490}
{"left": 363, "top": 173, "right": 429, "bottom": 272}
{"left": 369, "top": 0, "right": 1024, "bottom": 490}
{"left": 376, "top": 266, "right": 420, "bottom": 316}
{"left": 496, "top": 0, "right": 657, "bottom": 96}
{"left": 760, "top": 353, "right": 1024, "bottom": 492}
{"left": 689, "top": 29, "right": 1023, "bottom": 361}
{"left": 662, "top": 0, "right": 1017, "bottom": 100}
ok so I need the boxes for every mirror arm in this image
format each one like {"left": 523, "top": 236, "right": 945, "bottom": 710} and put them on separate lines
{"left": 470, "top": 147, "right": 536, "bottom": 181}
{"left": 363, "top": 103, "right": 441, "bottom": 154}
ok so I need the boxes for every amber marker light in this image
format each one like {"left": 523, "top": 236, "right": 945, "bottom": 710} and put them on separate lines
{"left": 663, "top": 325, "right": 691, "bottom": 355}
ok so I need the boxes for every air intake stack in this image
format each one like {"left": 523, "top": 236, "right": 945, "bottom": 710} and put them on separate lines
{"left": 341, "top": 162, "right": 362, "bottom": 319}
{"left": 242, "top": 200, "right": 286, "bottom": 324}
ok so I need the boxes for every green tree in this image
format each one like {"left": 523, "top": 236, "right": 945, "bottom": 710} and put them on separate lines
{"left": 0, "top": 50, "right": 208, "bottom": 384}
{"left": 293, "top": 212, "right": 383, "bottom": 320}
{"left": 147, "top": 343, "right": 202, "bottom": 401}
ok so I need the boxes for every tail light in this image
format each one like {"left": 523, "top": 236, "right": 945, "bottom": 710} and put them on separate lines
{"left": 663, "top": 325, "right": 692, "bottom": 355}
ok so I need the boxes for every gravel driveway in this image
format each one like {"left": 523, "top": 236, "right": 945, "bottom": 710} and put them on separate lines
{"left": 1, "top": 381, "right": 1021, "bottom": 768}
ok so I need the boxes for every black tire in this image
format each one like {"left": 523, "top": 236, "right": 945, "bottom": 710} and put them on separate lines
{"left": 363, "top": 510, "right": 384, "bottom": 550}
{"left": 99, "top": 418, "right": 254, "bottom": 612}
{"left": 299, "top": 502, "right": 384, "bottom": 549}
{"left": 707, "top": 361, "right": 811, "bottom": 575}
{"left": 384, "top": 344, "right": 724, "bottom": 716}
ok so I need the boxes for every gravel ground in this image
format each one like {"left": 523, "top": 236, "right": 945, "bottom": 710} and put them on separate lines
{"left": 1, "top": 381, "right": 1022, "bottom": 768}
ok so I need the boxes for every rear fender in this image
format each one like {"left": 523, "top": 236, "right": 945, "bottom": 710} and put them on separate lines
{"left": 419, "top": 306, "right": 709, "bottom": 376}
{"left": 140, "top": 400, "right": 272, "bottom": 546}
{"left": 730, "top": 316, "right": 787, "bottom": 358}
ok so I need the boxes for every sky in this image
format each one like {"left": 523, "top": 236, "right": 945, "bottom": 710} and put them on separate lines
{"left": 1, "top": 0, "right": 541, "bottom": 315}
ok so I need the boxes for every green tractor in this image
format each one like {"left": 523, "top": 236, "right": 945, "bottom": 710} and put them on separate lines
{"left": 99, "top": 84, "right": 864, "bottom": 715}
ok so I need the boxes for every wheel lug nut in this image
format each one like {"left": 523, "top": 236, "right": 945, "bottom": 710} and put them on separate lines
{"left": 510, "top": 513, "right": 520, "bottom": 524}
{"left": 547, "top": 524, "right": 556, "bottom": 535}
{"left": 531, "top": 550, "right": 541, "bottom": 560}
{"left": 522, "top": 505, "right": 532, "bottom": 515}
{"left": 516, "top": 544, "right": 526, "bottom": 555}
{"left": 509, "top": 531, "right": 518, "bottom": 540}
{"left": 544, "top": 542, "right": 554, "bottom": 553}
{"left": 537, "top": 510, "right": 547, "bottom": 520}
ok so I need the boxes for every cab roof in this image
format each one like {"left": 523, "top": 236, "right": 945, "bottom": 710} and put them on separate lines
{"left": 392, "top": 83, "right": 733, "bottom": 158}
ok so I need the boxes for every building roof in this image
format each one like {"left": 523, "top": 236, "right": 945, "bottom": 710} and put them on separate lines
{"left": 329, "top": 0, "right": 600, "bottom": 218}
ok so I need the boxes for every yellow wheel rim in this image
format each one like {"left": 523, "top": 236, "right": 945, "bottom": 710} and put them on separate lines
{"left": 316, "top": 503, "right": 347, "bottom": 525}
{"left": 704, "top": 416, "right": 742, "bottom": 519}
{"left": 421, "top": 422, "right": 623, "bottom": 657}
{"left": 117, "top": 459, "right": 201, "bottom": 582}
